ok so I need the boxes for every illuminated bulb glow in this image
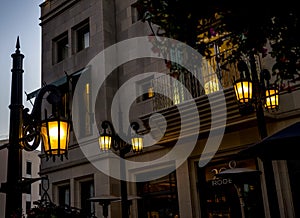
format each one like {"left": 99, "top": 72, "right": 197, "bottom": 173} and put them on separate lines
{"left": 148, "top": 87, "right": 154, "bottom": 98}
{"left": 265, "top": 89, "right": 279, "bottom": 109}
{"left": 99, "top": 135, "right": 112, "bottom": 151}
{"left": 41, "top": 121, "right": 69, "bottom": 155}
{"left": 131, "top": 137, "right": 143, "bottom": 152}
{"left": 234, "top": 81, "right": 252, "bottom": 103}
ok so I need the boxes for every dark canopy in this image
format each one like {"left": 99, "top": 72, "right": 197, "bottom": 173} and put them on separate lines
{"left": 239, "top": 122, "right": 300, "bottom": 160}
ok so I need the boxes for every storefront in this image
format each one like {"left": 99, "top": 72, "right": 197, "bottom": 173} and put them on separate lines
{"left": 197, "top": 158, "right": 265, "bottom": 218}
{"left": 137, "top": 171, "right": 179, "bottom": 218}
{"left": 239, "top": 121, "right": 300, "bottom": 217}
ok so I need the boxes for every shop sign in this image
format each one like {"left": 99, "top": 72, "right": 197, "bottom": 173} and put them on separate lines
{"left": 211, "top": 178, "right": 232, "bottom": 186}
{"left": 209, "top": 160, "right": 235, "bottom": 186}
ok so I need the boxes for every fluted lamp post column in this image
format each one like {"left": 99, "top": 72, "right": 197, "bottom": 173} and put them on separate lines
{"left": 98, "top": 120, "right": 143, "bottom": 218}
{"left": 3, "top": 38, "right": 71, "bottom": 218}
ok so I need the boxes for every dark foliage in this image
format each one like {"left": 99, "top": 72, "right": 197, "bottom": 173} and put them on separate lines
{"left": 25, "top": 200, "right": 83, "bottom": 218}
{"left": 136, "top": 0, "right": 300, "bottom": 84}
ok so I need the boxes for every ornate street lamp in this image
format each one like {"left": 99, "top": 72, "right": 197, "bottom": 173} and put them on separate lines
{"left": 131, "top": 133, "right": 143, "bottom": 153}
{"left": 264, "top": 85, "right": 279, "bottom": 111}
{"left": 233, "top": 57, "right": 281, "bottom": 216}
{"left": 98, "top": 120, "right": 143, "bottom": 218}
{"left": 99, "top": 120, "right": 143, "bottom": 154}
{"left": 233, "top": 62, "right": 279, "bottom": 114}
{"left": 22, "top": 83, "right": 71, "bottom": 159}
{"left": 40, "top": 118, "right": 70, "bottom": 157}
{"left": 1, "top": 38, "right": 71, "bottom": 218}
{"left": 233, "top": 78, "right": 253, "bottom": 104}
{"left": 98, "top": 121, "right": 113, "bottom": 151}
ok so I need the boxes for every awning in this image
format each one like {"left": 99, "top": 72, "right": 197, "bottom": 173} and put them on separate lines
{"left": 26, "top": 69, "right": 84, "bottom": 100}
{"left": 239, "top": 122, "right": 300, "bottom": 160}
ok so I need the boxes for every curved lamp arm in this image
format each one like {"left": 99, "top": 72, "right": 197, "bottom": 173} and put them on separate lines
{"left": 21, "top": 84, "right": 63, "bottom": 151}
{"left": 130, "top": 122, "right": 140, "bottom": 133}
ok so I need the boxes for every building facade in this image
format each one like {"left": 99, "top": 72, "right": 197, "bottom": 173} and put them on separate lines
{"left": 37, "top": 0, "right": 300, "bottom": 217}
{"left": 0, "top": 139, "right": 41, "bottom": 217}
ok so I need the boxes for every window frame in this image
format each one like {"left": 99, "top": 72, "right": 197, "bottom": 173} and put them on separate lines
{"left": 58, "top": 184, "right": 71, "bottom": 207}
{"left": 136, "top": 75, "right": 155, "bottom": 103}
{"left": 52, "top": 31, "right": 69, "bottom": 64}
{"left": 131, "top": 2, "right": 142, "bottom": 24}
{"left": 137, "top": 171, "right": 179, "bottom": 218}
{"left": 26, "top": 161, "right": 32, "bottom": 176}
{"left": 80, "top": 179, "right": 95, "bottom": 216}
{"left": 26, "top": 201, "right": 31, "bottom": 213}
{"left": 72, "top": 19, "right": 90, "bottom": 53}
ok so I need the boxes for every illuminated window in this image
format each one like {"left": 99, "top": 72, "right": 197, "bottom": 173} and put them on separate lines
{"left": 83, "top": 82, "right": 92, "bottom": 135}
{"left": 71, "top": 69, "right": 92, "bottom": 138}
{"left": 202, "top": 58, "right": 220, "bottom": 95}
{"left": 171, "top": 71, "right": 185, "bottom": 104}
{"left": 137, "top": 76, "right": 155, "bottom": 102}
{"left": 200, "top": 38, "right": 234, "bottom": 94}
{"left": 197, "top": 26, "right": 239, "bottom": 90}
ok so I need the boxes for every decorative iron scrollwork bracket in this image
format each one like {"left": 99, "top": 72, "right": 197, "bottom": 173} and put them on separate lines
{"left": 21, "top": 84, "right": 63, "bottom": 151}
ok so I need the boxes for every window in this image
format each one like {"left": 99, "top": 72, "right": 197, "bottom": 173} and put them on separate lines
{"left": 136, "top": 76, "right": 155, "bottom": 102}
{"left": 80, "top": 180, "right": 95, "bottom": 216}
{"left": 72, "top": 68, "right": 92, "bottom": 138}
{"left": 26, "top": 201, "right": 31, "bottom": 213}
{"left": 53, "top": 32, "right": 69, "bottom": 63}
{"left": 152, "top": 70, "right": 196, "bottom": 110}
{"left": 198, "top": 159, "right": 265, "bottom": 217}
{"left": 58, "top": 184, "right": 70, "bottom": 207}
{"left": 24, "top": 185, "right": 31, "bottom": 195}
{"left": 137, "top": 172, "right": 179, "bottom": 218}
{"left": 73, "top": 19, "right": 90, "bottom": 53}
{"left": 199, "top": 34, "right": 240, "bottom": 90}
{"left": 26, "top": 161, "right": 32, "bottom": 175}
{"left": 131, "top": 3, "right": 142, "bottom": 23}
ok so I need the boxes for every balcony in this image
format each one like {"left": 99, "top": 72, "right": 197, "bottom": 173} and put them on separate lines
{"left": 138, "top": 49, "right": 294, "bottom": 145}
{"left": 150, "top": 48, "right": 255, "bottom": 112}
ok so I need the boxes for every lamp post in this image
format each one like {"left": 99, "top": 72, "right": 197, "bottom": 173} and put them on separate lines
{"left": 98, "top": 120, "right": 143, "bottom": 218}
{"left": 233, "top": 53, "right": 280, "bottom": 217}
{"left": 2, "top": 38, "right": 71, "bottom": 218}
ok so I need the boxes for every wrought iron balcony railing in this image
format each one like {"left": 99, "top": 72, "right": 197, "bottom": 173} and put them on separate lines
{"left": 151, "top": 48, "right": 259, "bottom": 111}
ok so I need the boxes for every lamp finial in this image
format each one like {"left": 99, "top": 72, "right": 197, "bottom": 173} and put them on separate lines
{"left": 15, "top": 36, "right": 20, "bottom": 53}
